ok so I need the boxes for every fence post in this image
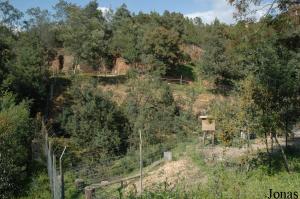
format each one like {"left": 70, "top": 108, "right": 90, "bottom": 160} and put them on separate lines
{"left": 180, "top": 75, "right": 183, "bottom": 85}
{"left": 53, "top": 154, "right": 56, "bottom": 199}
{"left": 85, "top": 186, "right": 95, "bottom": 199}
{"left": 47, "top": 141, "right": 54, "bottom": 198}
{"left": 59, "top": 146, "right": 67, "bottom": 199}
{"left": 43, "top": 121, "right": 47, "bottom": 155}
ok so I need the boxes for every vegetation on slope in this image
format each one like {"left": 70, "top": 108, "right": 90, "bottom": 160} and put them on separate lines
{"left": 0, "top": 0, "right": 299, "bottom": 198}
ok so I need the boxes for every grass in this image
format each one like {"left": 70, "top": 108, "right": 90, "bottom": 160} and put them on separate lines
{"left": 18, "top": 168, "right": 84, "bottom": 199}
{"left": 18, "top": 171, "right": 51, "bottom": 199}
{"left": 125, "top": 138, "right": 300, "bottom": 199}
{"left": 18, "top": 137, "right": 300, "bottom": 199}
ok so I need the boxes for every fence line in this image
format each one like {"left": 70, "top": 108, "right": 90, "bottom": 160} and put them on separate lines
{"left": 90, "top": 158, "right": 164, "bottom": 189}
{"left": 43, "top": 121, "right": 66, "bottom": 199}
{"left": 82, "top": 150, "right": 171, "bottom": 199}
{"left": 40, "top": 118, "right": 171, "bottom": 199}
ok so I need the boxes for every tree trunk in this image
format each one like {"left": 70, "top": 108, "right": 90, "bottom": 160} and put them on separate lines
{"left": 264, "top": 132, "right": 271, "bottom": 168}
{"left": 274, "top": 135, "right": 290, "bottom": 173}
{"left": 285, "top": 121, "right": 288, "bottom": 148}
{"left": 285, "top": 131, "right": 288, "bottom": 148}
{"left": 247, "top": 131, "right": 250, "bottom": 148}
{"left": 270, "top": 132, "right": 274, "bottom": 153}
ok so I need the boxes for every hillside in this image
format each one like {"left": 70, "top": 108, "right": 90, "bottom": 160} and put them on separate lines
{"left": 0, "top": 1, "right": 299, "bottom": 199}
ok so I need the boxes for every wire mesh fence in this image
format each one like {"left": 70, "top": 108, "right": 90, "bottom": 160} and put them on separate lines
{"left": 68, "top": 146, "right": 165, "bottom": 185}
{"left": 39, "top": 117, "right": 173, "bottom": 199}
{"left": 61, "top": 145, "right": 167, "bottom": 199}
{"left": 43, "top": 122, "right": 64, "bottom": 199}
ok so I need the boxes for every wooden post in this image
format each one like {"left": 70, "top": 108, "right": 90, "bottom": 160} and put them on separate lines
{"left": 180, "top": 75, "right": 183, "bottom": 85}
{"left": 203, "top": 131, "right": 206, "bottom": 146}
{"left": 139, "top": 129, "right": 143, "bottom": 195}
{"left": 84, "top": 186, "right": 95, "bottom": 199}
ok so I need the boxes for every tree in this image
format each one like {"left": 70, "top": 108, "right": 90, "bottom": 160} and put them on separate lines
{"left": 110, "top": 4, "right": 141, "bottom": 64}
{"left": 0, "top": 25, "right": 14, "bottom": 88}
{"left": 0, "top": 1, "right": 22, "bottom": 89}
{"left": 3, "top": 32, "right": 50, "bottom": 113}
{"left": 141, "top": 26, "right": 186, "bottom": 74}
{"left": 235, "top": 22, "right": 300, "bottom": 171}
{"left": 228, "top": 0, "right": 300, "bottom": 20}
{"left": 0, "top": 0, "right": 23, "bottom": 29}
{"left": 200, "top": 20, "right": 238, "bottom": 90}
{"left": 160, "top": 11, "right": 187, "bottom": 38}
{"left": 123, "top": 76, "right": 178, "bottom": 147}
{"left": 61, "top": 0, "right": 112, "bottom": 69}
{"left": 25, "top": 7, "right": 56, "bottom": 49}
{"left": 0, "top": 2, "right": 49, "bottom": 113}
{"left": 60, "top": 80, "right": 129, "bottom": 156}
{"left": 182, "top": 17, "right": 205, "bottom": 45}
{"left": 0, "top": 93, "right": 32, "bottom": 199}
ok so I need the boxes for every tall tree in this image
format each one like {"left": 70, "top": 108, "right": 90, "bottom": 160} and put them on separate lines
{"left": 3, "top": 31, "right": 50, "bottom": 113}
{"left": 110, "top": 4, "right": 141, "bottom": 64}
{"left": 123, "top": 77, "right": 177, "bottom": 147}
{"left": 200, "top": 19, "right": 237, "bottom": 90}
{"left": 0, "top": 0, "right": 23, "bottom": 30}
{"left": 60, "top": 80, "right": 129, "bottom": 155}
{"left": 61, "top": 0, "right": 112, "bottom": 69}
{"left": 141, "top": 26, "right": 185, "bottom": 74}
{"left": 0, "top": 93, "right": 32, "bottom": 199}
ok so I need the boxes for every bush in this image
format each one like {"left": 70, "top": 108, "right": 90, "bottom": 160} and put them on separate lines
{"left": 60, "top": 80, "right": 129, "bottom": 156}
{"left": 0, "top": 93, "right": 32, "bottom": 198}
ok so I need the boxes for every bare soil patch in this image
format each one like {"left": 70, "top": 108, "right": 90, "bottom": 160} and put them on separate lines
{"left": 127, "top": 158, "right": 206, "bottom": 193}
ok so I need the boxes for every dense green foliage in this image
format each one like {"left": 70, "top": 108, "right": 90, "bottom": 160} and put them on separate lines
{"left": 206, "top": 14, "right": 300, "bottom": 147}
{"left": 59, "top": 1, "right": 113, "bottom": 69}
{"left": 0, "top": 0, "right": 299, "bottom": 198}
{"left": 60, "top": 79, "right": 129, "bottom": 155}
{"left": 52, "top": 1, "right": 201, "bottom": 74}
{"left": 124, "top": 76, "right": 178, "bottom": 146}
{"left": 0, "top": 2, "right": 50, "bottom": 112}
{"left": 0, "top": 93, "right": 32, "bottom": 198}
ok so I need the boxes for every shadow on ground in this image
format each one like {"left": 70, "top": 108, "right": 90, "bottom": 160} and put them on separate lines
{"left": 92, "top": 75, "right": 127, "bottom": 85}
{"left": 166, "top": 64, "right": 195, "bottom": 81}
{"left": 249, "top": 140, "right": 300, "bottom": 174}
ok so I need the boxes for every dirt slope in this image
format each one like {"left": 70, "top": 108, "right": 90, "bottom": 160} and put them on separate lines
{"left": 127, "top": 158, "right": 206, "bottom": 193}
